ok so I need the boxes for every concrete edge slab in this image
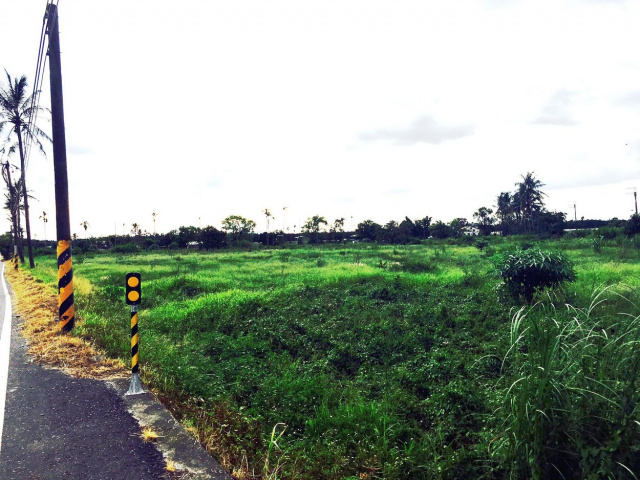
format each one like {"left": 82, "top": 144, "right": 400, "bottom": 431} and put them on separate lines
{"left": 108, "top": 378, "right": 232, "bottom": 480}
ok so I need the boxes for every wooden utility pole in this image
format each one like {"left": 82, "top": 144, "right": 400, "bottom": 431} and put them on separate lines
{"left": 635, "top": 191, "right": 638, "bottom": 215}
{"left": 46, "top": 3, "right": 74, "bottom": 332}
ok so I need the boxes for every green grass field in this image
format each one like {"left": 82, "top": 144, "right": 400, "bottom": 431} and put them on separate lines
{"left": 26, "top": 237, "right": 640, "bottom": 479}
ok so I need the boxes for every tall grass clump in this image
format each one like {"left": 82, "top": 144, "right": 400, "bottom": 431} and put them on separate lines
{"left": 493, "top": 288, "right": 640, "bottom": 479}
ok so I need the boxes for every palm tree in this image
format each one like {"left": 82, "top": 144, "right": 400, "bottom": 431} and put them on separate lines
{"left": 511, "top": 190, "right": 523, "bottom": 229}
{"left": 282, "top": 207, "right": 287, "bottom": 244}
{"left": 1, "top": 158, "right": 23, "bottom": 260}
{"left": 39, "top": 211, "right": 48, "bottom": 241}
{"left": 302, "top": 215, "right": 328, "bottom": 244}
{"left": 330, "top": 217, "right": 345, "bottom": 241}
{"left": 80, "top": 220, "right": 89, "bottom": 238}
{"left": 496, "top": 191, "right": 512, "bottom": 235}
{"left": 263, "top": 209, "right": 274, "bottom": 246}
{"left": 515, "top": 172, "right": 546, "bottom": 232}
{"left": 0, "top": 71, "right": 51, "bottom": 268}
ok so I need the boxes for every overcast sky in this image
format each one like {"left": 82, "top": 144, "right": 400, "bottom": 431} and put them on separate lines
{"left": 1, "top": 0, "right": 640, "bottom": 238}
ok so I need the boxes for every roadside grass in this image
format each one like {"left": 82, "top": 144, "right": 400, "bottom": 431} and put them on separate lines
{"left": 11, "top": 238, "right": 640, "bottom": 478}
{"left": 4, "top": 262, "right": 126, "bottom": 379}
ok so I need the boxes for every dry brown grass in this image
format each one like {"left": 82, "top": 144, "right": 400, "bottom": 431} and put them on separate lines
{"left": 140, "top": 426, "right": 161, "bottom": 442}
{"left": 165, "top": 459, "right": 177, "bottom": 472}
{"left": 4, "top": 262, "right": 127, "bottom": 379}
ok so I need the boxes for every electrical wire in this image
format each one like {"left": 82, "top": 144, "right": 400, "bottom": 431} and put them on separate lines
{"left": 24, "top": 0, "right": 59, "bottom": 171}
{"left": 23, "top": 1, "right": 48, "bottom": 168}
{"left": 23, "top": 0, "right": 49, "bottom": 170}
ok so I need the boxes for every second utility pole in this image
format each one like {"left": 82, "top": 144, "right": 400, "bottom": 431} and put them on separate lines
{"left": 46, "top": 3, "right": 74, "bottom": 332}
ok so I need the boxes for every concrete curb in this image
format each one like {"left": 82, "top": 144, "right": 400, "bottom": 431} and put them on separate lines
{"left": 109, "top": 378, "right": 232, "bottom": 480}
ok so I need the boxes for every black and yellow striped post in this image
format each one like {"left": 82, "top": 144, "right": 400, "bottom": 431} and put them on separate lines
{"left": 57, "top": 240, "right": 74, "bottom": 332}
{"left": 126, "top": 272, "right": 144, "bottom": 395}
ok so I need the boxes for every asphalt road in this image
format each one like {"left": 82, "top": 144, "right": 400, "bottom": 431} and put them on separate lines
{"left": 0, "top": 265, "right": 231, "bottom": 480}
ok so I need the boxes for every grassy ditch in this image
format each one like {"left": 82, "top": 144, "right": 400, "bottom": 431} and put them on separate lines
{"left": 14, "top": 239, "right": 640, "bottom": 478}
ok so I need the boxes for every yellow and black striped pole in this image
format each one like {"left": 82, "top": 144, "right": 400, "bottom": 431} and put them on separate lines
{"left": 57, "top": 240, "right": 74, "bottom": 332}
{"left": 126, "top": 272, "right": 144, "bottom": 395}
{"left": 130, "top": 306, "right": 139, "bottom": 375}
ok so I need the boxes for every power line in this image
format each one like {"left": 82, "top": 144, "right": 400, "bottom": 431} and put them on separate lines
{"left": 24, "top": 0, "right": 59, "bottom": 170}
{"left": 24, "top": 2, "right": 48, "bottom": 165}
{"left": 23, "top": 1, "right": 49, "bottom": 169}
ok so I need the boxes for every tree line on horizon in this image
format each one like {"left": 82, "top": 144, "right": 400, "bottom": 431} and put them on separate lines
{"left": 4, "top": 170, "right": 637, "bottom": 260}
{"left": 2, "top": 165, "right": 637, "bottom": 260}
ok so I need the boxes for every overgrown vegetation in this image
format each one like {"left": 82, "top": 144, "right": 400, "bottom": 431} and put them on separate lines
{"left": 14, "top": 236, "right": 640, "bottom": 479}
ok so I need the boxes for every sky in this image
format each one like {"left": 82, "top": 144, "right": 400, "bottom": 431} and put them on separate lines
{"left": 1, "top": 0, "right": 640, "bottom": 239}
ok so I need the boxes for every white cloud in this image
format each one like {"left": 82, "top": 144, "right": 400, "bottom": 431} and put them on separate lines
{"left": 532, "top": 90, "right": 578, "bottom": 126}
{"left": 614, "top": 91, "right": 640, "bottom": 107}
{"left": 358, "top": 115, "right": 475, "bottom": 146}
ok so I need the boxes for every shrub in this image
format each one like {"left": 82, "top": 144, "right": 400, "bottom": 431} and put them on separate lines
{"left": 475, "top": 240, "right": 489, "bottom": 252}
{"left": 388, "top": 255, "right": 435, "bottom": 273}
{"left": 592, "top": 235, "right": 603, "bottom": 253}
{"left": 457, "top": 235, "right": 475, "bottom": 246}
{"left": 519, "top": 241, "right": 536, "bottom": 250}
{"left": 278, "top": 252, "right": 291, "bottom": 263}
{"left": 497, "top": 247, "right": 576, "bottom": 303}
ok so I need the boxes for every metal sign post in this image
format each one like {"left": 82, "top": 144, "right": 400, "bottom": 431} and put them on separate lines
{"left": 125, "top": 273, "right": 144, "bottom": 396}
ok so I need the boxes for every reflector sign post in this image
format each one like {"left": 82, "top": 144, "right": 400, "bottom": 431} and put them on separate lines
{"left": 125, "top": 272, "right": 144, "bottom": 396}
{"left": 126, "top": 272, "right": 141, "bottom": 305}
